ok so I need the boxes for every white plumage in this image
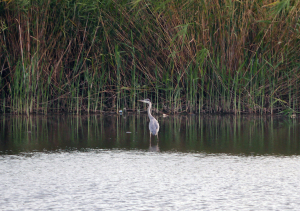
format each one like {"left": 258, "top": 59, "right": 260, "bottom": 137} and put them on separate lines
{"left": 138, "top": 99, "right": 160, "bottom": 137}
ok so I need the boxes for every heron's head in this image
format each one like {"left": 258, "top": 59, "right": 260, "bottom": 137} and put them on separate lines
{"left": 138, "top": 98, "right": 151, "bottom": 104}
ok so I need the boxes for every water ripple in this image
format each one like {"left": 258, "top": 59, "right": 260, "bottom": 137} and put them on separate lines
{"left": 1, "top": 151, "right": 300, "bottom": 210}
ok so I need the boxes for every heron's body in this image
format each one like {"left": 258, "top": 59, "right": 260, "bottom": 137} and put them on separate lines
{"left": 139, "top": 99, "right": 160, "bottom": 137}
{"left": 149, "top": 118, "right": 159, "bottom": 136}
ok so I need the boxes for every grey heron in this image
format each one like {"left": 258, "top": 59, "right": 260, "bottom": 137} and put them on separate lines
{"left": 138, "top": 99, "right": 160, "bottom": 139}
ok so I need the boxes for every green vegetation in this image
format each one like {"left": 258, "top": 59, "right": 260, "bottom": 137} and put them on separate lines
{"left": 0, "top": 0, "right": 299, "bottom": 114}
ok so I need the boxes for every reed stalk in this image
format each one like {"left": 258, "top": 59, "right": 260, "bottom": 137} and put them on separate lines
{"left": 0, "top": 0, "right": 299, "bottom": 114}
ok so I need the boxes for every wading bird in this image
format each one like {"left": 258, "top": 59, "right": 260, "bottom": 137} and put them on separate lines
{"left": 138, "top": 99, "right": 160, "bottom": 140}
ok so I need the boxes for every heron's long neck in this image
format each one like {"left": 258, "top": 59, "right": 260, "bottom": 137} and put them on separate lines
{"left": 147, "top": 102, "right": 154, "bottom": 120}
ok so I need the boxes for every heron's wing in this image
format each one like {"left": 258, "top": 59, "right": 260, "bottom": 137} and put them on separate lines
{"left": 149, "top": 119, "right": 160, "bottom": 135}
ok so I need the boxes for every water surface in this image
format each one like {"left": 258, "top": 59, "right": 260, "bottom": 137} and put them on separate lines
{"left": 1, "top": 114, "right": 299, "bottom": 155}
{"left": 1, "top": 114, "right": 300, "bottom": 210}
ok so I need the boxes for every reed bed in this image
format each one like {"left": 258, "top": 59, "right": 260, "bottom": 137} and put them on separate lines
{"left": 0, "top": 0, "right": 299, "bottom": 115}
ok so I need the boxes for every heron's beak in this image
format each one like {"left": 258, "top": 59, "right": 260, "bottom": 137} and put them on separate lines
{"left": 138, "top": 100, "right": 147, "bottom": 103}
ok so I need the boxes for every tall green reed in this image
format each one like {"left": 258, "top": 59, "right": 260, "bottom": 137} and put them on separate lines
{"left": 0, "top": 0, "right": 299, "bottom": 114}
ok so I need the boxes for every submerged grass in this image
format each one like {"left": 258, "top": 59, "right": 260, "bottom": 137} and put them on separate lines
{"left": 0, "top": 0, "right": 300, "bottom": 114}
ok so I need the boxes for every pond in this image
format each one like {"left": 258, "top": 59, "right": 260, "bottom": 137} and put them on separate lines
{"left": 1, "top": 114, "right": 300, "bottom": 210}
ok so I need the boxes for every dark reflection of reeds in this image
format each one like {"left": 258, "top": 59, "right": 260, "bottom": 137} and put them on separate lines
{"left": 0, "top": 115, "right": 299, "bottom": 155}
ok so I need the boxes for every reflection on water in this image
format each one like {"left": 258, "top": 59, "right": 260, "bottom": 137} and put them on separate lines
{"left": 0, "top": 114, "right": 299, "bottom": 155}
{"left": 1, "top": 114, "right": 300, "bottom": 210}
{"left": 149, "top": 141, "right": 160, "bottom": 152}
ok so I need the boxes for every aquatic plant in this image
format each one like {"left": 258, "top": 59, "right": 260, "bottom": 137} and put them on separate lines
{"left": 0, "top": 0, "right": 299, "bottom": 114}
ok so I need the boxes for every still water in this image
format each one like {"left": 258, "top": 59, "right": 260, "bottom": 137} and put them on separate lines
{"left": 1, "top": 114, "right": 300, "bottom": 210}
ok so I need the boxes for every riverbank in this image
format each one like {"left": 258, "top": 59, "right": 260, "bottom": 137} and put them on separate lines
{"left": 0, "top": 0, "right": 299, "bottom": 115}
